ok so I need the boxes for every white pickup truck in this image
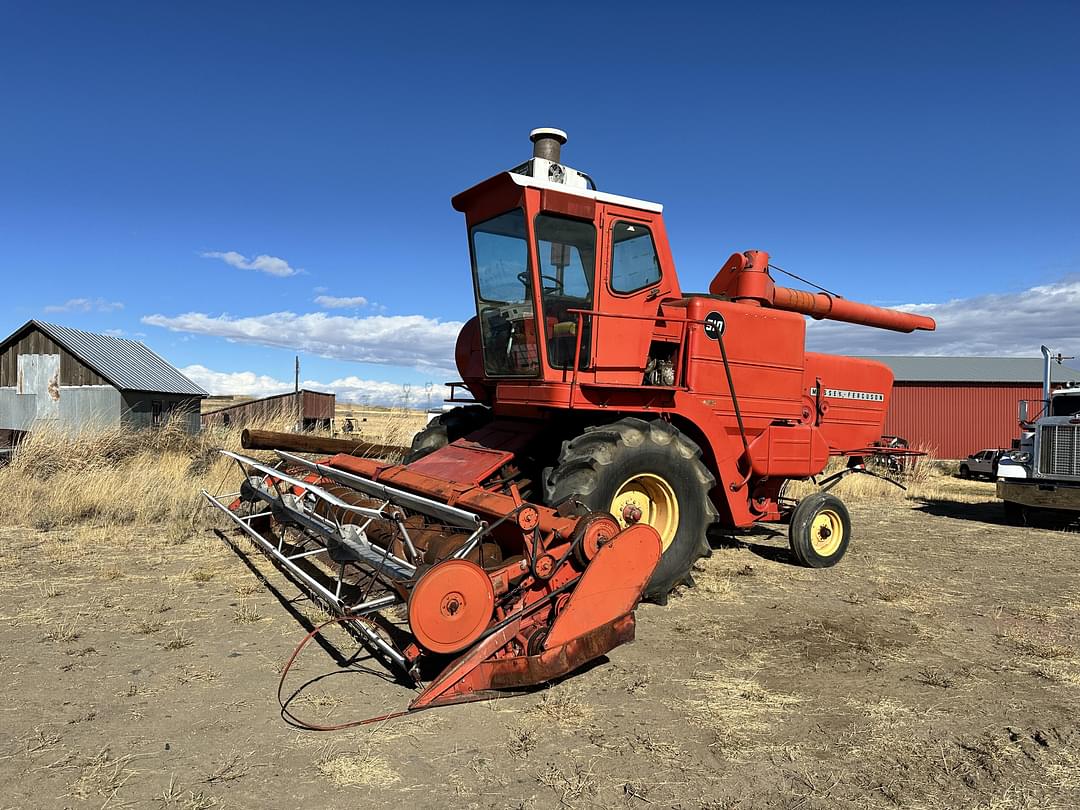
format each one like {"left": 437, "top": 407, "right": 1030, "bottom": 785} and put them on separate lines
{"left": 960, "top": 449, "right": 1004, "bottom": 480}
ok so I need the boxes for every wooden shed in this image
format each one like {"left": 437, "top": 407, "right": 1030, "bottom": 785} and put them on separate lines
{"left": 200, "top": 389, "right": 335, "bottom": 431}
{"left": 0, "top": 320, "right": 207, "bottom": 442}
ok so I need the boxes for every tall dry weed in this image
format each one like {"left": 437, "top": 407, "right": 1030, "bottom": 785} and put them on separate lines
{"left": 0, "top": 411, "right": 377, "bottom": 533}
{"left": 786, "top": 449, "right": 985, "bottom": 504}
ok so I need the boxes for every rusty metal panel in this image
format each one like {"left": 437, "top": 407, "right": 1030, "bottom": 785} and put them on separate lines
{"left": 202, "top": 389, "right": 335, "bottom": 427}
{"left": 302, "top": 390, "right": 335, "bottom": 419}
{"left": 883, "top": 383, "right": 1040, "bottom": 459}
{"left": 18, "top": 354, "right": 61, "bottom": 422}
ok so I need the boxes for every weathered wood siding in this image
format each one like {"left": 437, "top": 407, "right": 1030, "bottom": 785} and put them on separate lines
{"left": 0, "top": 327, "right": 110, "bottom": 387}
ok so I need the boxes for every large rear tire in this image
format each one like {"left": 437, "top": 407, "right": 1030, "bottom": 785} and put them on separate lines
{"left": 543, "top": 418, "right": 717, "bottom": 604}
{"left": 404, "top": 405, "right": 490, "bottom": 464}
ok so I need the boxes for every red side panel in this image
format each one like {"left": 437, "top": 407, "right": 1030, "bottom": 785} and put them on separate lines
{"left": 747, "top": 425, "right": 830, "bottom": 478}
{"left": 804, "top": 353, "right": 894, "bottom": 452}
{"left": 407, "top": 441, "right": 514, "bottom": 485}
{"left": 683, "top": 298, "right": 806, "bottom": 423}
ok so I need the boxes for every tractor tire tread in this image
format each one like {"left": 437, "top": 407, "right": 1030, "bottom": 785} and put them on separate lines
{"left": 545, "top": 417, "right": 718, "bottom": 603}
{"left": 404, "top": 405, "right": 490, "bottom": 464}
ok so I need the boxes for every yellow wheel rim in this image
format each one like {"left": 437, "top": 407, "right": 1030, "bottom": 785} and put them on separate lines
{"left": 810, "top": 508, "right": 844, "bottom": 557}
{"left": 610, "top": 473, "right": 680, "bottom": 552}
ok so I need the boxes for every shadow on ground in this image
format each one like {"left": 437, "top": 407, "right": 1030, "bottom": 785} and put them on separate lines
{"left": 708, "top": 523, "right": 798, "bottom": 565}
{"left": 913, "top": 498, "right": 1080, "bottom": 531}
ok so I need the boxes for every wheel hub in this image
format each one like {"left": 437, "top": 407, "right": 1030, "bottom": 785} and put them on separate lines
{"left": 609, "top": 472, "right": 679, "bottom": 552}
{"left": 810, "top": 509, "right": 843, "bottom": 556}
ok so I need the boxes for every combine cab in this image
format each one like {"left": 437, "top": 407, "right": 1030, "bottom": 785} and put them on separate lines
{"left": 205, "top": 128, "right": 935, "bottom": 717}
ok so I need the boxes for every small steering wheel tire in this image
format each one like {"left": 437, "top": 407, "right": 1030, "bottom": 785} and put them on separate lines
{"left": 788, "top": 492, "right": 851, "bottom": 568}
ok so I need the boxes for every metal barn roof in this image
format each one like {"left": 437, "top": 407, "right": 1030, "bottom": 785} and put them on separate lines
{"left": 0, "top": 320, "right": 207, "bottom": 396}
{"left": 863, "top": 356, "right": 1080, "bottom": 384}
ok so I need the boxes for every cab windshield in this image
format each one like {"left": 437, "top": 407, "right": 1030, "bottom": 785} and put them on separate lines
{"left": 469, "top": 210, "right": 539, "bottom": 376}
{"left": 1051, "top": 394, "right": 1080, "bottom": 417}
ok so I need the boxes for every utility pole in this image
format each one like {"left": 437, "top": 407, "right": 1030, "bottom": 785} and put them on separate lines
{"left": 402, "top": 383, "right": 412, "bottom": 411}
{"left": 424, "top": 381, "right": 434, "bottom": 412}
{"left": 294, "top": 355, "right": 301, "bottom": 431}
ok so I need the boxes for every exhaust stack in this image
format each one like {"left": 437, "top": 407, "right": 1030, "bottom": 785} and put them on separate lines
{"left": 512, "top": 127, "right": 593, "bottom": 190}
{"left": 1042, "top": 345, "right": 1054, "bottom": 414}
{"left": 530, "top": 127, "right": 567, "bottom": 162}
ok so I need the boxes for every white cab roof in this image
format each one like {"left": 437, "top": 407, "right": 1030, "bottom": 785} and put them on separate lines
{"left": 506, "top": 172, "right": 663, "bottom": 213}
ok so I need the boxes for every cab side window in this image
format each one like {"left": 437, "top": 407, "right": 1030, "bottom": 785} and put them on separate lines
{"left": 611, "top": 222, "right": 661, "bottom": 294}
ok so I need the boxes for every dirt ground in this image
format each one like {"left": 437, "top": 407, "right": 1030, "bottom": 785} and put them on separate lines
{"left": 2, "top": 481, "right": 1079, "bottom": 809}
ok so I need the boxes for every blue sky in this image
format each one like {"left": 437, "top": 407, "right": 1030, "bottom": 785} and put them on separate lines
{"left": 2, "top": 2, "right": 1078, "bottom": 404}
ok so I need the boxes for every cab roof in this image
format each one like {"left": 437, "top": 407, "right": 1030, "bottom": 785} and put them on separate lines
{"left": 451, "top": 171, "right": 663, "bottom": 215}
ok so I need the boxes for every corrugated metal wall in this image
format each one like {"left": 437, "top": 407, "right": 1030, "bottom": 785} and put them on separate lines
{"left": 0, "top": 385, "right": 121, "bottom": 432}
{"left": 883, "top": 383, "right": 1039, "bottom": 459}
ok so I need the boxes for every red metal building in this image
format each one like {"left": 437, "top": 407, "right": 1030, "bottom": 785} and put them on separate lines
{"left": 866, "top": 356, "right": 1080, "bottom": 459}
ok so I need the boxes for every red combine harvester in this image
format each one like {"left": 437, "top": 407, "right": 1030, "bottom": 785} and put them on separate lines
{"left": 205, "top": 129, "right": 935, "bottom": 719}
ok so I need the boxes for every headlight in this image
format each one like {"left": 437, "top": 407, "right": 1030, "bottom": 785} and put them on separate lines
{"left": 1003, "top": 452, "right": 1030, "bottom": 463}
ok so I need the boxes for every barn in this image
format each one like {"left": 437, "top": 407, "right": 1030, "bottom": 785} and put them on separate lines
{"left": 0, "top": 320, "right": 207, "bottom": 445}
{"left": 867, "top": 356, "right": 1080, "bottom": 459}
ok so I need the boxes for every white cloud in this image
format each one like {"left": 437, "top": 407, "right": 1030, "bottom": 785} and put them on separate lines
{"left": 44, "top": 297, "right": 124, "bottom": 313}
{"left": 201, "top": 250, "right": 300, "bottom": 277}
{"left": 315, "top": 294, "right": 369, "bottom": 309}
{"left": 143, "top": 310, "right": 462, "bottom": 374}
{"left": 182, "top": 364, "right": 448, "bottom": 408}
{"left": 805, "top": 275, "right": 1080, "bottom": 359}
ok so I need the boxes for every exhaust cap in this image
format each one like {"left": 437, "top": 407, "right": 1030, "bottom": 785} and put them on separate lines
{"left": 530, "top": 127, "right": 568, "bottom": 163}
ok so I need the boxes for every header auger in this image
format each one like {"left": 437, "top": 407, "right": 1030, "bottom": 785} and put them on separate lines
{"left": 205, "top": 128, "right": 934, "bottom": 720}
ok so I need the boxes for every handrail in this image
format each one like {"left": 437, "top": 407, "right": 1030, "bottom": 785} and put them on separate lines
{"left": 566, "top": 308, "right": 711, "bottom": 326}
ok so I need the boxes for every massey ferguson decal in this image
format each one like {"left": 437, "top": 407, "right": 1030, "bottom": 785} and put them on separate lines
{"left": 809, "top": 386, "right": 885, "bottom": 402}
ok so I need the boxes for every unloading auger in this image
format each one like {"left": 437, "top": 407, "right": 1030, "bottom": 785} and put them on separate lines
{"left": 203, "top": 446, "right": 661, "bottom": 715}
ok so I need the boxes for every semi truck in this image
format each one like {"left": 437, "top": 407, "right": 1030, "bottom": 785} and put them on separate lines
{"left": 997, "top": 346, "right": 1080, "bottom": 523}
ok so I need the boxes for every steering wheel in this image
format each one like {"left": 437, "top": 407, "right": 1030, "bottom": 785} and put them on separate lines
{"left": 517, "top": 271, "right": 563, "bottom": 295}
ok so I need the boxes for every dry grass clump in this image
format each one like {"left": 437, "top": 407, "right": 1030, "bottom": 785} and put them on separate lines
{"left": 316, "top": 748, "right": 401, "bottom": 787}
{"left": 679, "top": 659, "right": 803, "bottom": 759}
{"left": 0, "top": 410, "right": 417, "bottom": 535}
{"left": 0, "top": 414, "right": 260, "bottom": 533}
{"left": 358, "top": 407, "right": 426, "bottom": 453}
{"left": 69, "top": 748, "right": 141, "bottom": 804}
{"left": 528, "top": 684, "right": 595, "bottom": 729}
{"left": 786, "top": 450, "right": 989, "bottom": 504}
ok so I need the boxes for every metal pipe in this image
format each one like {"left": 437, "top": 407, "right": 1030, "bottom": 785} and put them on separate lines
{"left": 241, "top": 428, "right": 404, "bottom": 458}
{"left": 712, "top": 251, "right": 936, "bottom": 334}
{"left": 1042, "top": 345, "right": 1053, "bottom": 415}
{"left": 771, "top": 286, "right": 936, "bottom": 333}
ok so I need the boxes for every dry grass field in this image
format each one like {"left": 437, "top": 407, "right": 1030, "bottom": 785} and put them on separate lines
{"left": 1, "top": 427, "right": 1079, "bottom": 809}
{"left": 332, "top": 405, "right": 427, "bottom": 446}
